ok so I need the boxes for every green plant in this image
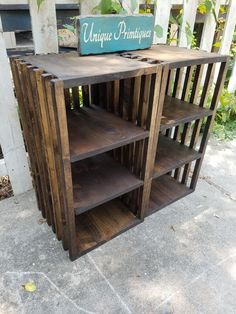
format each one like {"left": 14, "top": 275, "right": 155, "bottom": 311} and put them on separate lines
{"left": 213, "top": 89, "right": 236, "bottom": 140}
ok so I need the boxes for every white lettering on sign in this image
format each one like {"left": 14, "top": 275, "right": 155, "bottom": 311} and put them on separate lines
{"left": 81, "top": 21, "right": 152, "bottom": 48}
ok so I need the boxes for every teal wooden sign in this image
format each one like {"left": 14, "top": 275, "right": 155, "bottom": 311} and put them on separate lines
{"left": 77, "top": 14, "right": 154, "bottom": 56}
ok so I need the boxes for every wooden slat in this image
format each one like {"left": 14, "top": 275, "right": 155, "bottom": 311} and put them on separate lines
{"left": 75, "top": 199, "right": 141, "bottom": 256}
{"left": 68, "top": 105, "right": 149, "bottom": 162}
{"left": 22, "top": 53, "right": 157, "bottom": 88}
{"left": 190, "top": 61, "right": 228, "bottom": 190}
{"left": 161, "top": 96, "right": 212, "bottom": 131}
{"left": 153, "top": 135, "right": 201, "bottom": 178}
{"left": 52, "top": 79, "right": 78, "bottom": 260}
{"left": 148, "top": 175, "right": 193, "bottom": 216}
{"left": 73, "top": 154, "right": 143, "bottom": 215}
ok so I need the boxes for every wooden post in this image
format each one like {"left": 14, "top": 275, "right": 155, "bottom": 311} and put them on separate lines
{"left": 214, "top": 0, "right": 236, "bottom": 82}
{"left": 200, "top": 0, "right": 221, "bottom": 52}
{"left": 179, "top": 0, "right": 198, "bottom": 48}
{"left": 153, "top": 0, "right": 171, "bottom": 44}
{"left": 0, "top": 16, "right": 32, "bottom": 194}
{"left": 28, "top": 0, "right": 58, "bottom": 54}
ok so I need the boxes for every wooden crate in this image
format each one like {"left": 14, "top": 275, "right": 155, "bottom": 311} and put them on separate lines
{"left": 11, "top": 52, "right": 164, "bottom": 260}
{"left": 10, "top": 46, "right": 228, "bottom": 260}
{"left": 124, "top": 45, "right": 228, "bottom": 217}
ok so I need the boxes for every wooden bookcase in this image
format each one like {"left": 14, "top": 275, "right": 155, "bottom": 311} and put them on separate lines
{"left": 10, "top": 46, "right": 228, "bottom": 260}
{"left": 124, "top": 45, "right": 228, "bottom": 217}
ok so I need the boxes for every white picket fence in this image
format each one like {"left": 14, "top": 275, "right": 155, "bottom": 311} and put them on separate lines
{"left": 0, "top": 0, "right": 235, "bottom": 195}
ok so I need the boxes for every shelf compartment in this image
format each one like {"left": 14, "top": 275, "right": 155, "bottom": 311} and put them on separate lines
{"left": 147, "top": 175, "right": 193, "bottom": 216}
{"left": 160, "top": 96, "right": 213, "bottom": 131}
{"left": 72, "top": 154, "right": 143, "bottom": 215}
{"left": 68, "top": 105, "right": 149, "bottom": 162}
{"left": 153, "top": 135, "right": 201, "bottom": 178}
{"left": 75, "top": 199, "right": 141, "bottom": 255}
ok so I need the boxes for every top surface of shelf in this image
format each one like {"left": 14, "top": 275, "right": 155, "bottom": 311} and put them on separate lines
{"left": 131, "top": 45, "right": 228, "bottom": 68}
{"left": 22, "top": 52, "right": 157, "bottom": 88}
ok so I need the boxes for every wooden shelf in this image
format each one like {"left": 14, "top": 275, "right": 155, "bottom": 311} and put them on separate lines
{"left": 147, "top": 175, "right": 193, "bottom": 216}
{"left": 75, "top": 199, "right": 141, "bottom": 256}
{"left": 72, "top": 154, "right": 143, "bottom": 215}
{"left": 68, "top": 105, "right": 149, "bottom": 162}
{"left": 160, "top": 96, "right": 212, "bottom": 131}
{"left": 153, "top": 135, "right": 201, "bottom": 178}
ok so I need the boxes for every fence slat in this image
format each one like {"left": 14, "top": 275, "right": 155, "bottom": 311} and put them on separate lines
{"left": 228, "top": 59, "right": 236, "bottom": 93}
{"left": 0, "top": 16, "right": 32, "bottom": 194}
{"left": 0, "top": 159, "right": 7, "bottom": 177}
{"left": 214, "top": 0, "right": 236, "bottom": 83}
{"left": 179, "top": 0, "right": 198, "bottom": 48}
{"left": 153, "top": 0, "right": 171, "bottom": 44}
{"left": 200, "top": 0, "right": 221, "bottom": 52}
{"left": 29, "top": 0, "right": 58, "bottom": 54}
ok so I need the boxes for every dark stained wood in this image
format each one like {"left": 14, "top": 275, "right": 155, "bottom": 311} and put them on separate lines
{"left": 153, "top": 135, "right": 201, "bottom": 178}
{"left": 22, "top": 53, "right": 157, "bottom": 88}
{"left": 72, "top": 154, "right": 143, "bottom": 215}
{"left": 75, "top": 199, "right": 141, "bottom": 256}
{"left": 161, "top": 96, "right": 213, "bottom": 131}
{"left": 131, "top": 45, "right": 228, "bottom": 68}
{"left": 52, "top": 80, "right": 78, "bottom": 260}
{"left": 68, "top": 104, "right": 149, "bottom": 162}
{"left": 147, "top": 175, "right": 193, "bottom": 216}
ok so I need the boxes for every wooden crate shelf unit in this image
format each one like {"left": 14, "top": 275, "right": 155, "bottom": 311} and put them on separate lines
{"left": 10, "top": 45, "right": 228, "bottom": 260}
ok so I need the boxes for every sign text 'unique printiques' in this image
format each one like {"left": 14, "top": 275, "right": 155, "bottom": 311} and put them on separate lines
{"left": 77, "top": 15, "right": 154, "bottom": 55}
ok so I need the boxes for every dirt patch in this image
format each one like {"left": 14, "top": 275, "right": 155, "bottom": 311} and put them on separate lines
{"left": 0, "top": 176, "right": 13, "bottom": 201}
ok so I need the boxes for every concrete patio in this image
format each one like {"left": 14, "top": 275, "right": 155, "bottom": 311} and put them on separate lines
{"left": 0, "top": 137, "right": 236, "bottom": 314}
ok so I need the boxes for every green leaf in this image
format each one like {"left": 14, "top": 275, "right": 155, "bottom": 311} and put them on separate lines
{"left": 63, "top": 24, "right": 76, "bottom": 34}
{"left": 154, "top": 24, "right": 163, "bottom": 38}
{"left": 169, "top": 13, "right": 178, "bottom": 25}
{"left": 37, "top": 0, "right": 45, "bottom": 9}
{"left": 100, "top": 0, "right": 112, "bottom": 14}
{"left": 185, "top": 22, "right": 193, "bottom": 46}
{"left": 205, "top": 0, "right": 213, "bottom": 12}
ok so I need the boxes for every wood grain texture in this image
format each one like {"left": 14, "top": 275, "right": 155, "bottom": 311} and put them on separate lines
{"left": 153, "top": 135, "right": 201, "bottom": 178}
{"left": 75, "top": 199, "right": 141, "bottom": 256}
{"left": 73, "top": 154, "right": 143, "bottom": 215}
{"left": 132, "top": 45, "right": 228, "bottom": 68}
{"left": 148, "top": 175, "right": 193, "bottom": 216}
{"left": 22, "top": 53, "right": 157, "bottom": 88}
{"left": 161, "top": 96, "right": 213, "bottom": 131}
{"left": 68, "top": 105, "right": 149, "bottom": 162}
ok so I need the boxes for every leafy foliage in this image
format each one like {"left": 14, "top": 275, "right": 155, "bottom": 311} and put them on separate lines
{"left": 154, "top": 24, "right": 163, "bottom": 39}
{"left": 213, "top": 90, "right": 236, "bottom": 141}
{"left": 37, "top": 0, "right": 45, "bottom": 10}
{"left": 92, "top": 0, "right": 126, "bottom": 14}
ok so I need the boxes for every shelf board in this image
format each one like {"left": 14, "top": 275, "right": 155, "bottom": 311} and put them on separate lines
{"left": 68, "top": 105, "right": 149, "bottom": 162}
{"left": 160, "top": 96, "right": 213, "bottom": 131}
{"left": 72, "top": 154, "right": 143, "bottom": 215}
{"left": 147, "top": 175, "right": 193, "bottom": 216}
{"left": 75, "top": 199, "right": 141, "bottom": 256}
{"left": 153, "top": 135, "right": 201, "bottom": 178}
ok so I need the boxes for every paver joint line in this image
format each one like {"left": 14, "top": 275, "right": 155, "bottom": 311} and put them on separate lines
{"left": 88, "top": 255, "right": 133, "bottom": 314}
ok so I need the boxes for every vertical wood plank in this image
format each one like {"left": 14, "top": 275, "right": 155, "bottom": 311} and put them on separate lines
{"left": 0, "top": 18, "right": 32, "bottom": 195}
{"left": 28, "top": 0, "right": 58, "bottom": 54}
{"left": 153, "top": 0, "right": 171, "bottom": 44}
{"left": 179, "top": 0, "right": 198, "bottom": 48}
